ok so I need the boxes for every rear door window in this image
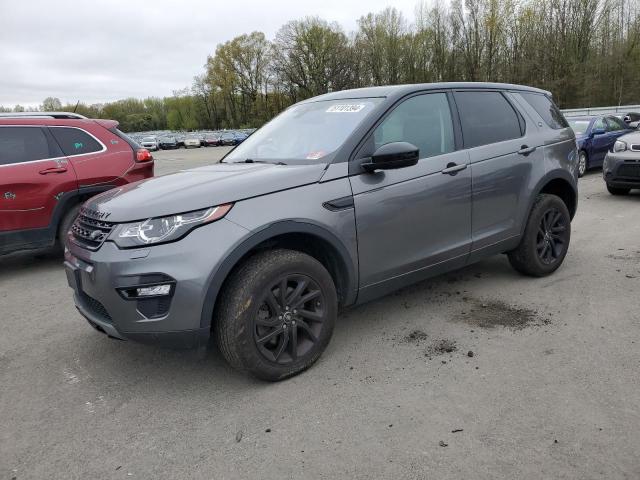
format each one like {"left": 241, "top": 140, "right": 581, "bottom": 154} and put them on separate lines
{"left": 0, "top": 127, "right": 51, "bottom": 165}
{"left": 518, "top": 92, "right": 569, "bottom": 129}
{"left": 454, "top": 91, "right": 524, "bottom": 148}
{"left": 49, "top": 127, "right": 103, "bottom": 156}
{"left": 606, "top": 117, "right": 627, "bottom": 131}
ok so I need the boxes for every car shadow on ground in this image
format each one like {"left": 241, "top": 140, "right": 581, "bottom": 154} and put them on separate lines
{"left": 0, "top": 249, "right": 63, "bottom": 280}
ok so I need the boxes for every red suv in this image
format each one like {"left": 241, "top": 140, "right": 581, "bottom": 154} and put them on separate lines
{"left": 0, "top": 112, "right": 154, "bottom": 256}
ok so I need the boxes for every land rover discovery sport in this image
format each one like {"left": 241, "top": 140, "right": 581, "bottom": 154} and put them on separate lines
{"left": 64, "top": 83, "right": 578, "bottom": 381}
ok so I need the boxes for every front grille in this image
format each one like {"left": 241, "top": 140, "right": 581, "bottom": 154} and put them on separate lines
{"left": 81, "top": 292, "right": 113, "bottom": 324}
{"left": 630, "top": 144, "right": 640, "bottom": 152}
{"left": 616, "top": 164, "right": 640, "bottom": 178}
{"left": 71, "top": 214, "right": 115, "bottom": 250}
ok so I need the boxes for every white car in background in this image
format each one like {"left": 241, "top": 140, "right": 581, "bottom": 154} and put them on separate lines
{"left": 140, "top": 136, "right": 160, "bottom": 151}
{"left": 184, "top": 134, "right": 202, "bottom": 148}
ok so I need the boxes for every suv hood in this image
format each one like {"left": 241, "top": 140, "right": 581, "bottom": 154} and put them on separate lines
{"left": 85, "top": 162, "right": 327, "bottom": 222}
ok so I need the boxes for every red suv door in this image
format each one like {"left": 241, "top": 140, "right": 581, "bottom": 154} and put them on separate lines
{"left": 0, "top": 126, "right": 78, "bottom": 233}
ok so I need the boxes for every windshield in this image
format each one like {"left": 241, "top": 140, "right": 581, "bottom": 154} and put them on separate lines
{"left": 142, "top": 137, "right": 156, "bottom": 142}
{"left": 568, "top": 119, "right": 591, "bottom": 135}
{"left": 225, "top": 98, "right": 382, "bottom": 163}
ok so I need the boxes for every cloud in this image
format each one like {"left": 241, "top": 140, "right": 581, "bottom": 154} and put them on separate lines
{"left": 0, "top": 0, "right": 418, "bottom": 107}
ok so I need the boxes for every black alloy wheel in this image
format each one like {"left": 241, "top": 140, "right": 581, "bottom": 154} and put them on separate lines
{"left": 536, "top": 208, "right": 569, "bottom": 265}
{"left": 215, "top": 249, "right": 337, "bottom": 381}
{"left": 254, "top": 274, "right": 326, "bottom": 364}
{"left": 507, "top": 193, "right": 571, "bottom": 277}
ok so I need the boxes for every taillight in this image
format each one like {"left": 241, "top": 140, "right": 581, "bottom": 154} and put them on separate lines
{"left": 136, "top": 149, "right": 153, "bottom": 162}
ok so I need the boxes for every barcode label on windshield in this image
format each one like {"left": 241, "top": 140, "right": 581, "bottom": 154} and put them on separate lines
{"left": 326, "top": 104, "right": 366, "bottom": 113}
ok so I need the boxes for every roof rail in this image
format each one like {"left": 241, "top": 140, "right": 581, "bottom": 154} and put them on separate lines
{"left": 0, "top": 112, "right": 88, "bottom": 119}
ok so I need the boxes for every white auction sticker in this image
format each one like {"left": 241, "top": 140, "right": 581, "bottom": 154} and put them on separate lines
{"left": 326, "top": 104, "right": 366, "bottom": 113}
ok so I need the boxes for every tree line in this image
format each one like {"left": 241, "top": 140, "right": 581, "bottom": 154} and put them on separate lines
{"left": 3, "top": 0, "right": 639, "bottom": 131}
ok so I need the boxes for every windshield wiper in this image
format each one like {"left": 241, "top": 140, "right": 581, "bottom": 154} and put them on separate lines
{"left": 235, "top": 159, "right": 287, "bottom": 165}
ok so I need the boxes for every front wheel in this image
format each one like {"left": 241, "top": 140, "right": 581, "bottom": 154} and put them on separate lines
{"left": 55, "top": 204, "right": 81, "bottom": 253}
{"left": 215, "top": 249, "right": 337, "bottom": 381}
{"left": 507, "top": 194, "right": 571, "bottom": 277}
{"left": 607, "top": 184, "right": 630, "bottom": 196}
{"left": 577, "top": 151, "right": 588, "bottom": 178}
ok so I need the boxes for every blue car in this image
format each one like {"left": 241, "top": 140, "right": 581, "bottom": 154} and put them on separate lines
{"left": 568, "top": 115, "right": 633, "bottom": 177}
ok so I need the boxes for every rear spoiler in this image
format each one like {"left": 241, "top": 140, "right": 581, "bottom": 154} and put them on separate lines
{"left": 94, "top": 119, "right": 119, "bottom": 130}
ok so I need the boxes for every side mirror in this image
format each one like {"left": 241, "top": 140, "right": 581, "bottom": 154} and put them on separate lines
{"left": 362, "top": 142, "right": 419, "bottom": 172}
{"left": 591, "top": 128, "right": 606, "bottom": 136}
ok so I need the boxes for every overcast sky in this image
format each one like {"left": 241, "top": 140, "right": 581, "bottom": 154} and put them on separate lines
{"left": 0, "top": 0, "right": 420, "bottom": 108}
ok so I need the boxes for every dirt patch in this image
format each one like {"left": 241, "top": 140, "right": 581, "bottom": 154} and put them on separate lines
{"left": 403, "top": 329, "right": 429, "bottom": 343}
{"left": 425, "top": 339, "right": 457, "bottom": 358}
{"left": 458, "top": 299, "right": 549, "bottom": 330}
{"left": 606, "top": 251, "right": 640, "bottom": 262}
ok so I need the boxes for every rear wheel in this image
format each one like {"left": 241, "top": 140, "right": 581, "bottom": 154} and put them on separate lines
{"left": 507, "top": 194, "right": 571, "bottom": 277}
{"left": 606, "top": 184, "right": 630, "bottom": 196}
{"left": 577, "top": 151, "right": 588, "bottom": 178}
{"left": 215, "top": 249, "right": 337, "bottom": 381}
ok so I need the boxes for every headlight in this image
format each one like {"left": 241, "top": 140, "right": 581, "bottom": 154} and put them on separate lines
{"left": 613, "top": 140, "right": 627, "bottom": 152}
{"left": 110, "top": 204, "right": 232, "bottom": 248}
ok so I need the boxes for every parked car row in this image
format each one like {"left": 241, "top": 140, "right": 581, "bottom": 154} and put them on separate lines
{"left": 129, "top": 129, "right": 253, "bottom": 150}
{"left": 567, "top": 115, "right": 633, "bottom": 177}
{"left": 1, "top": 84, "right": 638, "bottom": 381}
{"left": 564, "top": 112, "right": 640, "bottom": 194}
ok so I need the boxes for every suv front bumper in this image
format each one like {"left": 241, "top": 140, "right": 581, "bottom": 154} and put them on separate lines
{"left": 64, "top": 218, "right": 249, "bottom": 349}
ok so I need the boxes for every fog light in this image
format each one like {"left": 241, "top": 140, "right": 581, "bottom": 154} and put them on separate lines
{"left": 137, "top": 284, "right": 172, "bottom": 297}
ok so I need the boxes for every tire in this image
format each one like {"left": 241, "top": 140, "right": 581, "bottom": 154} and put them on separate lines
{"left": 607, "top": 184, "right": 630, "bottom": 196}
{"left": 56, "top": 204, "right": 81, "bottom": 252}
{"left": 214, "top": 249, "right": 337, "bottom": 381}
{"left": 577, "top": 150, "right": 588, "bottom": 178}
{"left": 507, "top": 194, "right": 571, "bottom": 277}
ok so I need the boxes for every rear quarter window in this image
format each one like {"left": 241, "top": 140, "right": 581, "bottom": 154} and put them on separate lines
{"left": 518, "top": 92, "right": 569, "bottom": 130}
{"left": 110, "top": 128, "right": 140, "bottom": 149}
{"left": 0, "top": 126, "right": 51, "bottom": 165}
{"left": 50, "top": 127, "right": 104, "bottom": 156}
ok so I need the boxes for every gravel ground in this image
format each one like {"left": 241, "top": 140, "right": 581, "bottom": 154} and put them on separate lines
{"left": 1, "top": 150, "right": 639, "bottom": 480}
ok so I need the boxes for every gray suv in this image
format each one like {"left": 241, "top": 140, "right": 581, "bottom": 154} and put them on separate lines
{"left": 64, "top": 83, "right": 578, "bottom": 381}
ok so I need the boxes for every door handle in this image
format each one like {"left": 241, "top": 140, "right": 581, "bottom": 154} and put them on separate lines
{"left": 518, "top": 145, "right": 537, "bottom": 156}
{"left": 39, "top": 167, "right": 68, "bottom": 174}
{"left": 441, "top": 163, "right": 467, "bottom": 175}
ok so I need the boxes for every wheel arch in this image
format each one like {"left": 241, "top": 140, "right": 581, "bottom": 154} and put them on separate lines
{"left": 200, "top": 221, "right": 359, "bottom": 330}
{"left": 528, "top": 171, "right": 578, "bottom": 225}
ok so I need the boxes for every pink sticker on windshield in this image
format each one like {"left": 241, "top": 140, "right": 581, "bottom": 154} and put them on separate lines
{"left": 306, "top": 150, "right": 327, "bottom": 159}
